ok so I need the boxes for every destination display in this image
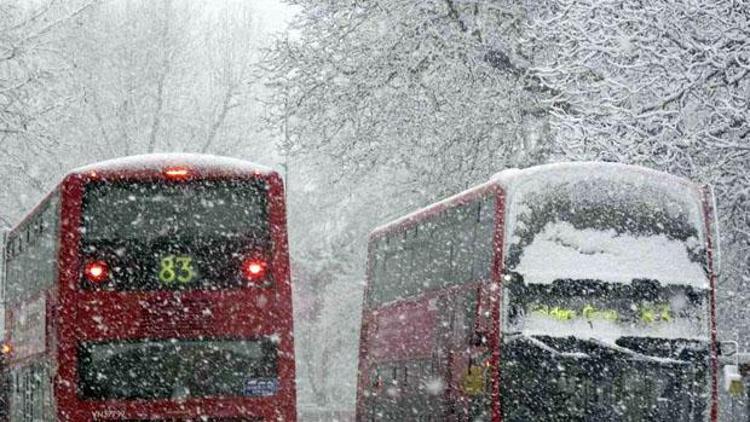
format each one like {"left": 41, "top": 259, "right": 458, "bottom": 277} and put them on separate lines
{"left": 505, "top": 278, "right": 709, "bottom": 340}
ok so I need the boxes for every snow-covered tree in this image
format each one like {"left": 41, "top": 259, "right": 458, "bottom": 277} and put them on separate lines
{"left": 0, "top": 0, "right": 276, "bottom": 228}
{"left": 264, "top": 1, "right": 553, "bottom": 196}
{"left": 0, "top": 0, "right": 96, "bottom": 227}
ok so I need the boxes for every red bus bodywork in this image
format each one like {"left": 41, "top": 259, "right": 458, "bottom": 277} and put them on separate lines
{"left": 355, "top": 163, "right": 720, "bottom": 421}
{"left": 3, "top": 154, "right": 296, "bottom": 421}
{"left": 356, "top": 181, "right": 501, "bottom": 421}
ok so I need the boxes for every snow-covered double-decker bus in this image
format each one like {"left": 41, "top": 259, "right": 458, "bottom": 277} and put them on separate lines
{"left": 356, "top": 162, "right": 720, "bottom": 421}
{"left": 2, "top": 154, "right": 296, "bottom": 421}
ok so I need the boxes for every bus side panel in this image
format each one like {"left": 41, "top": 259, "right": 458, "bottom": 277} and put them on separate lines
{"left": 55, "top": 173, "right": 85, "bottom": 421}
{"left": 491, "top": 188, "right": 505, "bottom": 422}
{"left": 355, "top": 241, "right": 376, "bottom": 422}
{"left": 357, "top": 186, "right": 498, "bottom": 421}
{"left": 0, "top": 231, "right": 6, "bottom": 422}
{"left": 45, "top": 190, "right": 62, "bottom": 422}
{"left": 361, "top": 295, "right": 445, "bottom": 421}
{"left": 267, "top": 172, "right": 297, "bottom": 422}
{"left": 1, "top": 230, "right": 6, "bottom": 338}
{"left": 3, "top": 189, "right": 61, "bottom": 422}
{"left": 701, "top": 185, "right": 720, "bottom": 422}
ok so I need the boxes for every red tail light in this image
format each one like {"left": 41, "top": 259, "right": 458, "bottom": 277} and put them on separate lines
{"left": 84, "top": 260, "right": 109, "bottom": 283}
{"left": 242, "top": 258, "right": 268, "bottom": 284}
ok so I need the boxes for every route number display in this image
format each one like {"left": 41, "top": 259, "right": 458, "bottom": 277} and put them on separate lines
{"left": 158, "top": 255, "right": 196, "bottom": 284}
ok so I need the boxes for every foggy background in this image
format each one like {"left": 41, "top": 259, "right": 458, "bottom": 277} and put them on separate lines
{"left": 0, "top": 0, "right": 748, "bottom": 418}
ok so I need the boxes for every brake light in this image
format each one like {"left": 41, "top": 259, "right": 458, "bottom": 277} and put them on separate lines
{"left": 164, "top": 167, "right": 190, "bottom": 179}
{"left": 84, "top": 260, "right": 109, "bottom": 283}
{"left": 242, "top": 258, "right": 268, "bottom": 283}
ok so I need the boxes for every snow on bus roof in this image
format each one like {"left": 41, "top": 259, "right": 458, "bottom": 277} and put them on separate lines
{"left": 371, "top": 161, "right": 699, "bottom": 239}
{"left": 72, "top": 153, "right": 274, "bottom": 175}
{"left": 491, "top": 161, "right": 696, "bottom": 189}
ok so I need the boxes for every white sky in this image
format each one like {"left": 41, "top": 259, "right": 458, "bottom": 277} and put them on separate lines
{"left": 250, "top": 0, "right": 299, "bottom": 33}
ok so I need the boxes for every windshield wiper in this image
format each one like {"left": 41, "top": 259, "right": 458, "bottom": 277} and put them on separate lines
{"left": 507, "top": 333, "right": 695, "bottom": 365}
{"left": 587, "top": 338, "right": 693, "bottom": 365}
{"left": 506, "top": 333, "right": 590, "bottom": 359}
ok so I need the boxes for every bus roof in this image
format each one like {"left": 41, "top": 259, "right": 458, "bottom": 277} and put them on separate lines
{"left": 369, "top": 179, "right": 497, "bottom": 239}
{"left": 492, "top": 161, "right": 698, "bottom": 191}
{"left": 370, "top": 161, "right": 704, "bottom": 240}
{"left": 71, "top": 153, "right": 275, "bottom": 177}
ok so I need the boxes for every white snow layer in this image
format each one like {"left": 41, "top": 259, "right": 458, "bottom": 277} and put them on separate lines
{"left": 493, "top": 161, "right": 698, "bottom": 195}
{"left": 514, "top": 221, "right": 707, "bottom": 288}
{"left": 73, "top": 153, "right": 274, "bottom": 175}
{"left": 501, "top": 161, "right": 708, "bottom": 288}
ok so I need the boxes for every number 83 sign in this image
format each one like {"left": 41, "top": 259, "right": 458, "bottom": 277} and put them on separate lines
{"left": 159, "top": 255, "right": 197, "bottom": 284}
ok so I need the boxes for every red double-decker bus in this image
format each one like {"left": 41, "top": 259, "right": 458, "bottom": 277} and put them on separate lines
{"left": 356, "top": 162, "right": 721, "bottom": 421}
{"left": 2, "top": 154, "right": 295, "bottom": 421}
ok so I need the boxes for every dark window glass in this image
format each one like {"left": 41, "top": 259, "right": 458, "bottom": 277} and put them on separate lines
{"left": 401, "top": 228, "right": 417, "bottom": 295}
{"left": 433, "top": 215, "right": 453, "bottom": 289}
{"left": 383, "top": 238, "right": 401, "bottom": 299}
{"left": 78, "top": 338, "right": 278, "bottom": 400}
{"left": 81, "top": 179, "right": 269, "bottom": 291}
{"left": 369, "top": 239, "right": 386, "bottom": 305}
{"left": 501, "top": 336, "right": 710, "bottom": 421}
{"left": 363, "top": 359, "right": 445, "bottom": 422}
{"left": 472, "top": 196, "right": 495, "bottom": 281}
{"left": 415, "top": 222, "right": 435, "bottom": 291}
{"left": 453, "top": 202, "right": 478, "bottom": 284}
{"left": 5, "top": 193, "right": 60, "bottom": 305}
{"left": 366, "top": 195, "right": 495, "bottom": 307}
{"left": 8, "top": 362, "right": 51, "bottom": 422}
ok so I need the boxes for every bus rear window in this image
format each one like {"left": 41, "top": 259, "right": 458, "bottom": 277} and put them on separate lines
{"left": 81, "top": 179, "right": 270, "bottom": 291}
{"left": 78, "top": 338, "right": 278, "bottom": 400}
